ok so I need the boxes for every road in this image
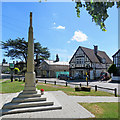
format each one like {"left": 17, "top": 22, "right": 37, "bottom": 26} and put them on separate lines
{"left": 1, "top": 74, "right": 24, "bottom": 79}
{"left": 37, "top": 78, "right": 120, "bottom": 95}
{"left": 1, "top": 74, "right": 119, "bottom": 95}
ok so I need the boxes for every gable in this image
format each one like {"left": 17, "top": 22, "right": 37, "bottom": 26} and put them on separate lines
{"left": 70, "top": 46, "right": 112, "bottom": 64}
{"left": 69, "top": 46, "right": 92, "bottom": 64}
{"left": 112, "top": 49, "right": 120, "bottom": 57}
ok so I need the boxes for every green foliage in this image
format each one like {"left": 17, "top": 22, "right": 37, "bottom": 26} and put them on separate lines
{"left": 108, "top": 64, "right": 117, "bottom": 74}
{"left": 14, "top": 67, "right": 20, "bottom": 72}
{"left": 15, "top": 78, "right": 19, "bottom": 81}
{"left": 15, "top": 61, "right": 26, "bottom": 72}
{"left": 14, "top": 67, "right": 20, "bottom": 74}
{"left": 1, "top": 37, "right": 50, "bottom": 63}
{"left": 2, "top": 67, "right": 10, "bottom": 73}
{"left": 75, "top": 2, "right": 120, "bottom": 31}
{"left": 38, "top": 1, "right": 120, "bottom": 31}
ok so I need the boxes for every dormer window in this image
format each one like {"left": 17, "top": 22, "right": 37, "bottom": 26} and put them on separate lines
{"left": 102, "top": 58, "right": 106, "bottom": 64}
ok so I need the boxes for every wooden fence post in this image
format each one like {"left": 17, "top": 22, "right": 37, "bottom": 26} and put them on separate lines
{"left": 95, "top": 85, "right": 97, "bottom": 92}
{"left": 66, "top": 82, "right": 67, "bottom": 87}
{"left": 115, "top": 88, "right": 117, "bottom": 97}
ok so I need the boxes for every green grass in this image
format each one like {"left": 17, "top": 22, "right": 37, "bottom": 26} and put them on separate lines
{"left": 0, "top": 80, "right": 24, "bottom": 93}
{"left": 0, "top": 79, "right": 4, "bottom": 81}
{"left": 79, "top": 102, "right": 119, "bottom": 118}
{"left": 0, "top": 80, "right": 115, "bottom": 96}
{"left": 37, "top": 83, "right": 114, "bottom": 96}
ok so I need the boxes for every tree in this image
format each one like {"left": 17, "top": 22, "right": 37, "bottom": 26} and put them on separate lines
{"left": 39, "top": 0, "right": 120, "bottom": 31}
{"left": 1, "top": 37, "right": 50, "bottom": 63}
{"left": 14, "top": 67, "right": 20, "bottom": 74}
{"left": 75, "top": 1, "right": 120, "bottom": 31}
{"left": 108, "top": 64, "right": 117, "bottom": 75}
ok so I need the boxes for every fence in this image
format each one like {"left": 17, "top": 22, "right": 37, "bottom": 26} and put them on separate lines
{"left": 38, "top": 79, "right": 118, "bottom": 97}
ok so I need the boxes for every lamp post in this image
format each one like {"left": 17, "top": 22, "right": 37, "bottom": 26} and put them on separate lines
{"left": 9, "top": 63, "right": 14, "bottom": 82}
{"left": 86, "top": 64, "right": 90, "bottom": 86}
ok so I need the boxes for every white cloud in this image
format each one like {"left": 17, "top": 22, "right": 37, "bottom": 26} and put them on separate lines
{"left": 67, "top": 41, "right": 71, "bottom": 43}
{"left": 55, "top": 25, "right": 65, "bottom": 30}
{"left": 71, "top": 30, "right": 88, "bottom": 42}
{"left": 53, "top": 22, "right": 56, "bottom": 25}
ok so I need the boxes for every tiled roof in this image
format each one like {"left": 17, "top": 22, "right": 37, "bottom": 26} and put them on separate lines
{"left": 44, "top": 60, "right": 69, "bottom": 66}
{"left": 0, "top": 63, "right": 9, "bottom": 67}
{"left": 81, "top": 46, "right": 113, "bottom": 64}
{"left": 112, "top": 49, "right": 120, "bottom": 57}
{"left": 69, "top": 46, "right": 113, "bottom": 64}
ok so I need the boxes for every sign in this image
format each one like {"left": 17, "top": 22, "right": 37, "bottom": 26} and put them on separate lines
{"left": 9, "top": 63, "right": 14, "bottom": 69}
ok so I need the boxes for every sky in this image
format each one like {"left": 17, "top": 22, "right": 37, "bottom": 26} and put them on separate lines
{"left": 1, "top": 2, "right": 118, "bottom": 63}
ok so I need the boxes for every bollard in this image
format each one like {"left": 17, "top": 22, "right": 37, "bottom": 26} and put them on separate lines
{"left": 87, "top": 80, "right": 88, "bottom": 86}
{"left": 23, "top": 78, "right": 25, "bottom": 82}
{"left": 115, "top": 88, "right": 117, "bottom": 97}
{"left": 45, "top": 80, "right": 46, "bottom": 84}
{"left": 80, "top": 83, "right": 81, "bottom": 87}
{"left": 54, "top": 81, "right": 56, "bottom": 85}
{"left": 66, "top": 82, "right": 67, "bottom": 87}
{"left": 95, "top": 85, "right": 97, "bottom": 92}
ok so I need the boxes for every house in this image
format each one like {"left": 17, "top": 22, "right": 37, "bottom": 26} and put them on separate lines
{"left": 40, "top": 60, "right": 69, "bottom": 78}
{"left": 69, "top": 46, "right": 112, "bottom": 80}
{"left": 112, "top": 49, "right": 120, "bottom": 75}
{"left": 0, "top": 63, "right": 9, "bottom": 73}
{"left": 112, "top": 49, "right": 120, "bottom": 81}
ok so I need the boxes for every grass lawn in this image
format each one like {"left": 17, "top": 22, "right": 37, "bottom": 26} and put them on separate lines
{"left": 0, "top": 80, "right": 115, "bottom": 96}
{"left": 79, "top": 102, "right": 119, "bottom": 118}
{"left": 0, "top": 79, "right": 4, "bottom": 81}
{"left": 0, "top": 80, "right": 24, "bottom": 93}
{"left": 37, "top": 82, "right": 114, "bottom": 96}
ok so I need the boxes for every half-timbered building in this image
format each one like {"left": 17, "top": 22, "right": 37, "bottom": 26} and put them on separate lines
{"left": 112, "top": 49, "right": 120, "bottom": 75}
{"left": 69, "top": 46, "right": 112, "bottom": 80}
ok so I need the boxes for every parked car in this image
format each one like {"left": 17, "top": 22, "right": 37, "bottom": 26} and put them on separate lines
{"left": 4, "top": 71, "right": 10, "bottom": 74}
{"left": 100, "top": 72, "right": 110, "bottom": 81}
{"left": 58, "top": 74, "right": 69, "bottom": 80}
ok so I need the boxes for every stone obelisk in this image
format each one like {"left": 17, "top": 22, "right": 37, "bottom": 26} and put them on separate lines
{"left": 23, "top": 12, "right": 36, "bottom": 93}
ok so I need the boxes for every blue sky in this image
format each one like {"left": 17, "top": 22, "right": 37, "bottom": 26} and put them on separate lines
{"left": 1, "top": 2, "right": 118, "bottom": 63}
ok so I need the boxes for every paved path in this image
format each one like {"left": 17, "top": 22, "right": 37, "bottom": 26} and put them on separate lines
{"left": 0, "top": 79, "right": 9, "bottom": 83}
{"left": 1, "top": 91, "right": 119, "bottom": 119}
{"left": 0, "top": 91, "right": 95, "bottom": 119}
{"left": 69, "top": 96, "right": 120, "bottom": 103}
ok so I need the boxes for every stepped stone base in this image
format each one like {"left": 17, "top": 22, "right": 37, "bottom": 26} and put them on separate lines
{"left": 2, "top": 90, "right": 62, "bottom": 115}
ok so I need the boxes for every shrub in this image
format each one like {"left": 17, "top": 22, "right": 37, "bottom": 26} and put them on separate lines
{"left": 15, "top": 78, "right": 18, "bottom": 81}
{"left": 36, "top": 79, "right": 38, "bottom": 83}
{"left": 14, "top": 68, "right": 20, "bottom": 74}
{"left": 108, "top": 64, "right": 117, "bottom": 75}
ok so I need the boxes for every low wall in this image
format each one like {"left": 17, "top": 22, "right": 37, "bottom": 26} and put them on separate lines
{"left": 112, "top": 76, "right": 120, "bottom": 81}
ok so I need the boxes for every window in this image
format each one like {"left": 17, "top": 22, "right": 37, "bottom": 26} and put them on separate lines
{"left": 102, "top": 58, "right": 106, "bottom": 64}
{"left": 76, "top": 58, "right": 84, "bottom": 64}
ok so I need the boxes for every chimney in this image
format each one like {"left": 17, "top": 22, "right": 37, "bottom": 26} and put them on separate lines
{"left": 13, "top": 61, "right": 15, "bottom": 64}
{"left": 54, "top": 54, "right": 59, "bottom": 62}
{"left": 94, "top": 45, "right": 98, "bottom": 55}
{"left": 56, "top": 54, "right": 59, "bottom": 62}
